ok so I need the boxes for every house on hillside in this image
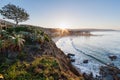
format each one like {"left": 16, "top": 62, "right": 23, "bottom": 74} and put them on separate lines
{"left": 0, "top": 20, "right": 6, "bottom": 29}
{"left": 0, "top": 19, "right": 13, "bottom": 30}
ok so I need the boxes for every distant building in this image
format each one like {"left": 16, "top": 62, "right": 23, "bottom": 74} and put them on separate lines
{"left": 0, "top": 20, "right": 6, "bottom": 29}
{"left": 0, "top": 19, "right": 14, "bottom": 30}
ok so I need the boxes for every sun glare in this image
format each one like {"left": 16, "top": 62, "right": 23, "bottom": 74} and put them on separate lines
{"left": 59, "top": 23, "right": 68, "bottom": 30}
{"left": 57, "top": 23, "right": 69, "bottom": 35}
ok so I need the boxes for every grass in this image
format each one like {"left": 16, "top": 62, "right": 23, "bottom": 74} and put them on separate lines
{"left": 0, "top": 56, "right": 83, "bottom": 80}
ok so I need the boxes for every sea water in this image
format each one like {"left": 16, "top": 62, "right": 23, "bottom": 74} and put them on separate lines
{"left": 56, "top": 31, "right": 120, "bottom": 76}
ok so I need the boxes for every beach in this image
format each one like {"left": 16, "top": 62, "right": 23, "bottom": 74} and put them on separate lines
{"left": 54, "top": 31, "right": 120, "bottom": 78}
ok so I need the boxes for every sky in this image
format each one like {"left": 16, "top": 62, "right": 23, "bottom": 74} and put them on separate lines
{"left": 0, "top": 0, "right": 120, "bottom": 29}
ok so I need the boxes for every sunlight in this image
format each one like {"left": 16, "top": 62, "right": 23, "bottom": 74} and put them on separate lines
{"left": 59, "top": 23, "right": 69, "bottom": 30}
{"left": 57, "top": 23, "right": 69, "bottom": 35}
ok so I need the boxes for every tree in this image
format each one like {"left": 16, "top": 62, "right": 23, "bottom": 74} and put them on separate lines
{"left": 0, "top": 4, "right": 29, "bottom": 26}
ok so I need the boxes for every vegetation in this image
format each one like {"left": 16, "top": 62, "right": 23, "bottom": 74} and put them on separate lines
{"left": 0, "top": 56, "right": 83, "bottom": 80}
{"left": 0, "top": 4, "right": 29, "bottom": 26}
{"left": 0, "top": 26, "right": 50, "bottom": 79}
{"left": 0, "top": 26, "right": 83, "bottom": 80}
{"left": 0, "top": 26, "right": 50, "bottom": 53}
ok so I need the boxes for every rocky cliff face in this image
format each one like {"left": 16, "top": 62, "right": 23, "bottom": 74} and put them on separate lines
{"left": 99, "top": 66, "right": 120, "bottom": 80}
{"left": 42, "top": 40, "right": 81, "bottom": 76}
{"left": 23, "top": 38, "right": 82, "bottom": 79}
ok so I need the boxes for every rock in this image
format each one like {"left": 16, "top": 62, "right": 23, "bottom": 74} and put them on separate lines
{"left": 41, "top": 41, "right": 80, "bottom": 76}
{"left": 99, "top": 66, "right": 120, "bottom": 80}
{"left": 70, "top": 59, "right": 75, "bottom": 62}
{"left": 107, "top": 63, "right": 114, "bottom": 67}
{"left": 116, "top": 74, "right": 120, "bottom": 78}
{"left": 82, "top": 73, "right": 95, "bottom": 80}
{"left": 66, "top": 53, "right": 75, "bottom": 62}
{"left": 67, "top": 53, "right": 75, "bottom": 58}
{"left": 109, "top": 55, "right": 117, "bottom": 61}
{"left": 83, "top": 60, "right": 88, "bottom": 63}
{"left": 102, "top": 75, "right": 114, "bottom": 80}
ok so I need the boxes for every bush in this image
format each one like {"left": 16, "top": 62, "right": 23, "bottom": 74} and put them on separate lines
{"left": 17, "top": 52, "right": 28, "bottom": 61}
{"left": 44, "top": 35, "right": 50, "bottom": 42}
{"left": 7, "top": 26, "right": 29, "bottom": 33}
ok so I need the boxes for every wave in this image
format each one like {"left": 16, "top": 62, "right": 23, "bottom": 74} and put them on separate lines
{"left": 56, "top": 32, "right": 120, "bottom": 76}
{"left": 70, "top": 39, "right": 108, "bottom": 65}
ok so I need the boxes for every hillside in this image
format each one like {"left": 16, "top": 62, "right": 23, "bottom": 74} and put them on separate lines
{"left": 20, "top": 25, "right": 116, "bottom": 38}
{"left": 0, "top": 26, "right": 84, "bottom": 80}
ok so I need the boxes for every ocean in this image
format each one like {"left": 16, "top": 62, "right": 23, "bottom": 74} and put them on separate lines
{"left": 55, "top": 31, "right": 120, "bottom": 76}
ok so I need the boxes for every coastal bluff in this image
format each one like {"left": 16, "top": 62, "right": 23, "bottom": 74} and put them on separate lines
{"left": 0, "top": 26, "right": 83, "bottom": 80}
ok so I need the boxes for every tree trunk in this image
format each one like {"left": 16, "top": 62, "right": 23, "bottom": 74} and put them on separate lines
{"left": 15, "top": 21, "right": 18, "bottom": 27}
{"left": 15, "top": 18, "right": 18, "bottom": 27}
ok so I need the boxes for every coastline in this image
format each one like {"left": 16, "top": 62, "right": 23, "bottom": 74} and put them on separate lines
{"left": 52, "top": 35, "right": 96, "bottom": 43}
{"left": 53, "top": 32, "right": 120, "bottom": 80}
{"left": 52, "top": 36, "right": 61, "bottom": 43}
{"left": 52, "top": 36, "right": 97, "bottom": 79}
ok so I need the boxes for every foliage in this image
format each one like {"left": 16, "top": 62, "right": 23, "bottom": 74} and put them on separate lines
{"left": 0, "top": 4, "right": 29, "bottom": 25}
{"left": 0, "top": 25, "right": 50, "bottom": 53}
{"left": 6, "top": 26, "right": 29, "bottom": 33}
{"left": 0, "top": 30, "right": 25, "bottom": 53}
{"left": 0, "top": 55, "right": 83, "bottom": 80}
{"left": 0, "top": 26, "right": 83, "bottom": 80}
{"left": 10, "top": 34, "right": 25, "bottom": 51}
{"left": 0, "top": 56, "right": 59, "bottom": 80}
{"left": 44, "top": 34, "right": 50, "bottom": 42}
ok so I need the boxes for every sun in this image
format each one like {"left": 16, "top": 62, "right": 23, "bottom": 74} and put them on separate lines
{"left": 57, "top": 23, "right": 69, "bottom": 35}
{"left": 59, "top": 23, "right": 68, "bottom": 30}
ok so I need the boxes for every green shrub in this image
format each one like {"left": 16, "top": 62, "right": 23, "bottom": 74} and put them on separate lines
{"left": 17, "top": 53, "right": 28, "bottom": 61}
{"left": 44, "top": 35, "right": 50, "bottom": 42}
{"left": 7, "top": 26, "right": 29, "bottom": 33}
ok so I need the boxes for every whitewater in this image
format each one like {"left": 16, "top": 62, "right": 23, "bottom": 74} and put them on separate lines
{"left": 55, "top": 31, "right": 120, "bottom": 77}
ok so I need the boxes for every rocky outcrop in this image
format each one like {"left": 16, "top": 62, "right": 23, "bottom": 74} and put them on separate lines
{"left": 83, "top": 60, "right": 88, "bottom": 64}
{"left": 100, "top": 66, "right": 120, "bottom": 80}
{"left": 82, "top": 73, "right": 96, "bottom": 80}
{"left": 40, "top": 40, "right": 81, "bottom": 76}
{"left": 67, "top": 53, "right": 75, "bottom": 57}
{"left": 22, "top": 39, "right": 81, "bottom": 78}
{"left": 67, "top": 53, "right": 75, "bottom": 62}
{"left": 108, "top": 55, "right": 117, "bottom": 61}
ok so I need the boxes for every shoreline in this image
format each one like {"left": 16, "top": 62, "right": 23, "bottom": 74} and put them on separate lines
{"left": 53, "top": 34, "right": 120, "bottom": 79}
{"left": 52, "top": 36, "right": 97, "bottom": 79}
{"left": 52, "top": 34, "right": 102, "bottom": 43}
{"left": 52, "top": 36, "right": 61, "bottom": 43}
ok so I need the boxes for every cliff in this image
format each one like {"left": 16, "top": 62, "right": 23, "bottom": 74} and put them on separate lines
{"left": 0, "top": 26, "right": 83, "bottom": 80}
